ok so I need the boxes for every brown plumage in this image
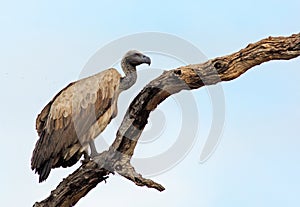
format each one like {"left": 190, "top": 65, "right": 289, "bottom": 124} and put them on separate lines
{"left": 31, "top": 50, "right": 151, "bottom": 182}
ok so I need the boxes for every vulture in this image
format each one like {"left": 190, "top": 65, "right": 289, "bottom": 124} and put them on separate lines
{"left": 31, "top": 50, "right": 151, "bottom": 182}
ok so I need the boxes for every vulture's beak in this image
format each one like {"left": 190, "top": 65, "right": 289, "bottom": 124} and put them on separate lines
{"left": 142, "top": 55, "right": 151, "bottom": 66}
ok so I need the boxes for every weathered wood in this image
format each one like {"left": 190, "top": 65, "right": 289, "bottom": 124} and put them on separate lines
{"left": 33, "top": 161, "right": 110, "bottom": 207}
{"left": 33, "top": 33, "right": 300, "bottom": 206}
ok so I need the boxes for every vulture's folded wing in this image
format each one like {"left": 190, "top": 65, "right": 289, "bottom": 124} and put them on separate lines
{"left": 31, "top": 68, "right": 121, "bottom": 182}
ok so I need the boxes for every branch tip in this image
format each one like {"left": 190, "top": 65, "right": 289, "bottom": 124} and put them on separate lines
{"left": 115, "top": 160, "right": 165, "bottom": 192}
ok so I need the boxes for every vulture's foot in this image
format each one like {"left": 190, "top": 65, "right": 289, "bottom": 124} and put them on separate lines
{"left": 81, "top": 151, "right": 91, "bottom": 164}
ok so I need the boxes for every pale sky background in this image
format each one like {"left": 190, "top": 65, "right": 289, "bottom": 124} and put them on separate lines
{"left": 1, "top": 0, "right": 300, "bottom": 206}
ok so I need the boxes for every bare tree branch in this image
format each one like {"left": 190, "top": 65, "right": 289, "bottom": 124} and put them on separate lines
{"left": 33, "top": 33, "right": 300, "bottom": 207}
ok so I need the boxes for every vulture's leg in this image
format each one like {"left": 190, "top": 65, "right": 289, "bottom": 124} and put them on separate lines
{"left": 89, "top": 140, "right": 99, "bottom": 158}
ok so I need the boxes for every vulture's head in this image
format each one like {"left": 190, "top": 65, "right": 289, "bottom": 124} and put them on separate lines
{"left": 123, "top": 50, "right": 151, "bottom": 67}
{"left": 120, "top": 50, "right": 151, "bottom": 90}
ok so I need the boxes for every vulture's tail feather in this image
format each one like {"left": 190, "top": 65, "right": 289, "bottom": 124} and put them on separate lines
{"left": 37, "top": 159, "right": 53, "bottom": 183}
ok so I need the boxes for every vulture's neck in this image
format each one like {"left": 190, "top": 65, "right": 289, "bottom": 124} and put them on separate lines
{"left": 120, "top": 60, "right": 137, "bottom": 91}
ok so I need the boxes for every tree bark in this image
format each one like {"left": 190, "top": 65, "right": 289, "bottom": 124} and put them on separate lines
{"left": 33, "top": 33, "right": 300, "bottom": 207}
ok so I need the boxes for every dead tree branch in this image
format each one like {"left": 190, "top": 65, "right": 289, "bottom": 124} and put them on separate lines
{"left": 33, "top": 33, "right": 300, "bottom": 207}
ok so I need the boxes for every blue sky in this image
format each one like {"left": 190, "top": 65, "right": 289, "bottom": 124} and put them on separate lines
{"left": 1, "top": 0, "right": 300, "bottom": 206}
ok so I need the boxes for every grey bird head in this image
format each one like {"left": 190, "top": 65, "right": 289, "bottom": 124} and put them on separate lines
{"left": 123, "top": 50, "right": 151, "bottom": 66}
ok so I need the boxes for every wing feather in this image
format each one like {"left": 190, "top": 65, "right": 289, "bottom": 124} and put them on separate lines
{"left": 31, "top": 68, "right": 121, "bottom": 182}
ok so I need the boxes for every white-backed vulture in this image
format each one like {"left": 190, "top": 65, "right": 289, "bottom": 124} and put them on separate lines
{"left": 31, "top": 50, "right": 151, "bottom": 182}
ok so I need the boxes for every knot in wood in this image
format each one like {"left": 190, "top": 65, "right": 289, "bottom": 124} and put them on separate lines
{"left": 213, "top": 60, "right": 228, "bottom": 73}
{"left": 214, "top": 62, "right": 222, "bottom": 69}
{"left": 174, "top": 69, "right": 182, "bottom": 76}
